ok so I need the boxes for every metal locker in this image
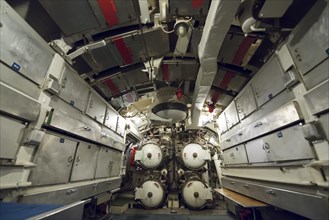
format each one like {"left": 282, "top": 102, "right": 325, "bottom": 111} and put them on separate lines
{"left": 224, "top": 101, "right": 240, "bottom": 129}
{"left": 109, "top": 149, "right": 122, "bottom": 177}
{"left": 58, "top": 65, "right": 90, "bottom": 111}
{"left": 104, "top": 107, "right": 118, "bottom": 131}
{"left": 95, "top": 147, "right": 112, "bottom": 178}
{"left": 222, "top": 145, "right": 248, "bottom": 165}
{"left": 217, "top": 113, "right": 228, "bottom": 134}
{"left": 0, "top": 115, "right": 26, "bottom": 159}
{"left": 261, "top": 126, "right": 315, "bottom": 162}
{"left": 86, "top": 92, "right": 107, "bottom": 124}
{"left": 251, "top": 56, "right": 285, "bottom": 107}
{"left": 29, "top": 134, "right": 77, "bottom": 185}
{"left": 0, "top": 1, "right": 53, "bottom": 86}
{"left": 245, "top": 139, "right": 268, "bottom": 163}
{"left": 235, "top": 85, "right": 257, "bottom": 120}
{"left": 116, "top": 115, "right": 126, "bottom": 137}
{"left": 287, "top": 1, "right": 329, "bottom": 76}
{"left": 70, "top": 142, "right": 99, "bottom": 181}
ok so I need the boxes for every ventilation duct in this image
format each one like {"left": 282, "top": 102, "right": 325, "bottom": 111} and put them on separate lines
{"left": 191, "top": 0, "right": 241, "bottom": 126}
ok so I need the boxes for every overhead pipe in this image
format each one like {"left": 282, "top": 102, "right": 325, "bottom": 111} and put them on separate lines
{"left": 191, "top": 0, "right": 242, "bottom": 126}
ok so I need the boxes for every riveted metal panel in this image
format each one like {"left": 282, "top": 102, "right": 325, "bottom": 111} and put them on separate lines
{"left": 29, "top": 134, "right": 77, "bottom": 185}
{"left": 95, "top": 147, "right": 112, "bottom": 178}
{"left": 104, "top": 107, "right": 118, "bottom": 131}
{"left": 251, "top": 56, "right": 285, "bottom": 107}
{"left": 287, "top": 1, "right": 329, "bottom": 76}
{"left": 235, "top": 85, "right": 257, "bottom": 120}
{"left": 109, "top": 149, "right": 122, "bottom": 177}
{"left": 81, "top": 46, "right": 118, "bottom": 72}
{"left": 86, "top": 92, "right": 107, "bottom": 124}
{"left": 304, "top": 79, "right": 329, "bottom": 115}
{"left": 116, "top": 115, "right": 126, "bottom": 137}
{"left": 39, "top": 0, "right": 99, "bottom": 36}
{"left": 59, "top": 64, "right": 90, "bottom": 112}
{"left": 222, "top": 144, "right": 248, "bottom": 165}
{"left": 0, "top": 83, "right": 41, "bottom": 122}
{"left": 1, "top": 1, "right": 53, "bottom": 85}
{"left": 217, "top": 113, "right": 228, "bottom": 134}
{"left": 169, "top": 0, "right": 210, "bottom": 16}
{"left": 0, "top": 115, "right": 26, "bottom": 160}
{"left": 224, "top": 101, "right": 239, "bottom": 129}
{"left": 70, "top": 142, "right": 99, "bottom": 181}
{"left": 222, "top": 178, "right": 329, "bottom": 220}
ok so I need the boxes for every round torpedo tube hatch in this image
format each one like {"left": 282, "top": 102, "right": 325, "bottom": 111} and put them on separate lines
{"left": 181, "top": 143, "right": 211, "bottom": 170}
{"left": 134, "top": 143, "right": 164, "bottom": 169}
{"left": 182, "top": 179, "right": 213, "bottom": 209}
{"left": 135, "top": 180, "right": 165, "bottom": 209}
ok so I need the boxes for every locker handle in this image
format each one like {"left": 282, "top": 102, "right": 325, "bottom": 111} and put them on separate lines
{"left": 83, "top": 126, "right": 91, "bottom": 131}
{"left": 67, "top": 188, "right": 77, "bottom": 194}
{"left": 230, "top": 181, "right": 235, "bottom": 185}
{"left": 67, "top": 156, "right": 73, "bottom": 163}
{"left": 226, "top": 139, "right": 231, "bottom": 142}
{"left": 76, "top": 156, "right": 81, "bottom": 162}
{"left": 254, "top": 122, "right": 263, "bottom": 128}
{"left": 262, "top": 143, "right": 270, "bottom": 150}
{"left": 243, "top": 184, "right": 249, "bottom": 188}
{"left": 265, "top": 189, "right": 276, "bottom": 195}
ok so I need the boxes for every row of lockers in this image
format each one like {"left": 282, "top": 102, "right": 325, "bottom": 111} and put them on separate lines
{"left": 218, "top": 55, "right": 286, "bottom": 134}
{"left": 52, "top": 62, "right": 126, "bottom": 137}
{"left": 221, "top": 124, "right": 315, "bottom": 165}
{"left": 29, "top": 133, "right": 122, "bottom": 186}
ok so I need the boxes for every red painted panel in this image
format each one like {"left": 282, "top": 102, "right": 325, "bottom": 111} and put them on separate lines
{"left": 103, "top": 78, "right": 120, "bottom": 96}
{"left": 212, "top": 36, "right": 255, "bottom": 103}
{"left": 98, "top": 0, "right": 119, "bottom": 26}
{"left": 113, "top": 37, "right": 133, "bottom": 65}
{"left": 192, "top": 0, "right": 205, "bottom": 8}
{"left": 162, "top": 64, "right": 169, "bottom": 81}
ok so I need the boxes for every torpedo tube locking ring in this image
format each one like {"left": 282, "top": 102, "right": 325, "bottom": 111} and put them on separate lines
{"left": 192, "top": 152, "right": 198, "bottom": 158}
{"left": 194, "top": 192, "right": 199, "bottom": 198}
{"left": 148, "top": 192, "right": 153, "bottom": 198}
{"left": 147, "top": 153, "right": 152, "bottom": 158}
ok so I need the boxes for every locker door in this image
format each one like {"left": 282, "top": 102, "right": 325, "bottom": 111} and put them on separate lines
{"left": 95, "top": 147, "right": 112, "bottom": 178}
{"left": 251, "top": 56, "right": 285, "bottom": 107}
{"left": 224, "top": 101, "right": 240, "bottom": 129}
{"left": 70, "top": 142, "right": 99, "bottom": 181}
{"left": 109, "top": 149, "right": 122, "bottom": 177}
{"left": 235, "top": 85, "right": 257, "bottom": 120}
{"left": 86, "top": 92, "right": 106, "bottom": 124}
{"left": 222, "top": 145, "right": 248, "bottom": 165}
{"left": 29, "top": 134, "right": 77, "bottom": 185}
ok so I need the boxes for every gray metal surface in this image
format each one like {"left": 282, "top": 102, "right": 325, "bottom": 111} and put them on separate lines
{"left": 21, "top": 177, "right": 122, "bottom": 205}
{"left": 224, "top": 101, "right": 239, "bottom": 129}
{"left": 258, "top": 0, "right": 293, "bottom": 18}
{"left": 0, "top": 63, "right": 41, "bottom": 99}
{"left": 0, "top": 82, "right": 41, "bottom": 122}
{"left": 142, "top": 28, "right": 170, "bottom": 59}
{"left": 222, "top": 145, "right": 248, "bottom": 165}
{"left": 104, "top": 107, "right": 118, "bottom": 131}
{"left": 109, "top": 149, "right": 122, "bottom": 177}
{"left": 287, "top": 0, "right": 329, "bottom": 76}
{"left": 304, "top": 79, "right": 329, "bottom": 115}
{"left": 220, "top": 101, "right": 303, "bottom": 149}
{"left": 116, "top": 115, "right": 126, "bottom": 137}
{"left": 251, "top": 56, "right": 285, "bottom": 107}
{"left": 28, "top": 201, "right": 85, "bottom": 220}
{"left": 58, "top": 64, "right": 90, "bottom": 112}
{"left": 246, "top": 125, "right": 315, "bottom": 163}
{"left": 39, "top": 0, "right": 99, "bottom": 36}
{"left": 0, "top": 115, "right": 26, "bottom": 159}
{"left": 319, "top": 113, "right": 329, "bottom": 140}
{"left": 169, "top": 0, "right": 210, "bottom": 16}
{"left": 86, "top": 92, "right": 106, "bottom": 124}
{"left": 302, "top": 58, "right": 329, "bottom": 90}
{"left": 82, "top": 46, "right": 118, "bottom": 72}
{"left": 244, "top": 139, "right": 267, "bottom": 163}
{"left": 48, "top": 97, "right": 100, "bottom": 143}
{"left": 217, "top": 112, "right": 228, "bottom": 134}
{"left": 70, "top": 142, "right": 99, "bottom": 182}
{"left": 95, "top": 147, "right": 112, "bottom": 178}
{"left": 0, "top": 1, "right": 53, "bottom": 85}
{"left": 221, "top": 177, "right": 329, "bottom": 220}
{"left": 235, "top": 85, "right": 257, "bottom": 120}
{"left": 29, "top": 134, "right": 77, "bottom": 185}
